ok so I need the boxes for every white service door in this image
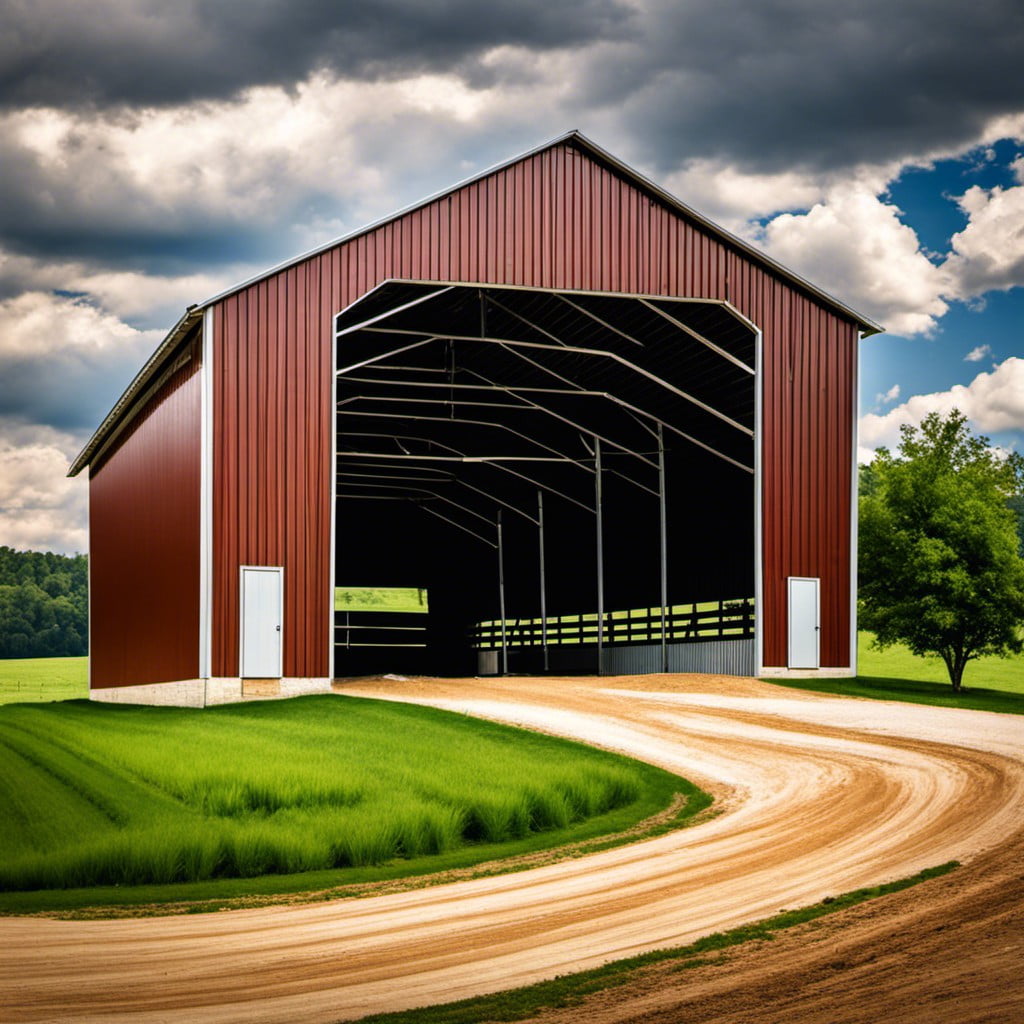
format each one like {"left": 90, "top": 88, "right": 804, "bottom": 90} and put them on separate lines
{"left": 788, "top": 576, "right": 820, "bottom": 669}
{"left": 240, "top": 567, "right": 282, "bottom": 678}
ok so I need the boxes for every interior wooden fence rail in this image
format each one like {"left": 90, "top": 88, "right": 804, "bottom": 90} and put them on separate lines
{"left": 471, "top": 598, "right": 755, "bottom": 650}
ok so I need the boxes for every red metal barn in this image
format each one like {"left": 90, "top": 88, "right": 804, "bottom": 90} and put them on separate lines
{"left": 70, "top": 132, "right": 879, "bottom": 705}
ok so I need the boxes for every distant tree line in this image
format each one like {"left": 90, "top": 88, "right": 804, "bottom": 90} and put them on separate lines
{"left": 0, "top": 546, "right": 88, "bottom": 658}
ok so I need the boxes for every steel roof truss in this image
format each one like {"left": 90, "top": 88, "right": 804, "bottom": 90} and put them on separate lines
{"left": 349, "top": 327, "right": 752, "bottom": 437}
{"left": 337, "top": 463, "right": 540, "bottom": 525}
{"left": 552, "top": 293, "right": 645, "bottom": 348}
{"left": 463, "top": 355, "right": 752, "bottom": 474}
{"left": 341, "top": 374, "right": 657, "bottom": 481}
{"left": 335, "top": 425, "right": 593, "bottom": 516}
{"left": 337, "top": 409, "right": 594, "bottom": 475}
{"left": 336, "top": 479, "right": 495, "bottom": 528}
{"left": 639, "top": 299, "right": 754, "bottom": 375}
{"left": 334, "top": 285, "right": 455, "bottom": 338}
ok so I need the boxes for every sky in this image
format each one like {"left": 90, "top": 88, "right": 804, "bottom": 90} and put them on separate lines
{"left": 1, "top": 0, "right": 1022, "bottom": 555}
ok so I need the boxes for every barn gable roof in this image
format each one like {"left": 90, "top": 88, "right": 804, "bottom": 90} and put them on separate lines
{"left": 69, "top": 129, "right": 881, "bottom": 477}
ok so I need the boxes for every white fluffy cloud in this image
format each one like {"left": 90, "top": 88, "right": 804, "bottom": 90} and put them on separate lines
{"left": 0, "top": 293, "right": 166, "bottom": 553}
{"left": 662, "top": 161, "right": 828, "bottom": 231}
{"left": 0, "top": 248, "right": 247, "bottom": 325}
{"left": 0, "top": 423, "right": 88, "bottom": 554}
{"left": 943, "top": 159, "right": 1024, "bottom": 298}
{"left": 965, "top": 343, "right": 992, "bottom": 362}
{"left": 755, "top": 187, "right": 950, "bottom": 335}
{"left": 859, "top": 356, "right": 1024, "bottom": 457}
{"left": 0, "top": 289, "right": 146, "bottom": 360}
{"left": 0, "top": 291, "right": 162, "bottom": 431}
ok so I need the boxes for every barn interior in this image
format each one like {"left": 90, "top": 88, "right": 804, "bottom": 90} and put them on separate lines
{"left": 333, "top": 282, "right": 756, "bottom": 677}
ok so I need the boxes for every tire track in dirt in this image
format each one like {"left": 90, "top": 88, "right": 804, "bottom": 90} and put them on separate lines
{"left": 2, "top": 674, "right": 1022, "bottom": 1023}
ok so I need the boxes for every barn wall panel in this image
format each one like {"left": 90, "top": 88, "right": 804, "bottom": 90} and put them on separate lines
{"left": 212, "top": 141, "right": 856, "bottom": 677}
{"left": 90, "top": 340, "right": 201, "bottom": 687}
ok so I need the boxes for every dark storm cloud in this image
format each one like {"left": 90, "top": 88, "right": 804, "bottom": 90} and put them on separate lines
{"left": 0, "top": 126, "right": 346, "bottom": 271}
{"left": 0, "top": 355, "right": 136, "bottom": 431}
{"left": 1, "top": 0, "right": 1023, "bottom": 277}
{"left": 581, "top": 0, "right": 1024, "bottom": 175}
{"left": 0, "top": 319, "right": 156, "bottom": 433}
{"left": 3, "top": 0, "right": 1021, "bottom": 178}
{"left": 0, "top": 0, "right": 634, "bottom": 109}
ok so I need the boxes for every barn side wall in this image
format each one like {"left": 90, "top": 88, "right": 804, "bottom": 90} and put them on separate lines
{"left": 211, "top": 142, "right": 856, "bottom": 677}
{"left": 89, "top": 335, "right": 202, "bottom": 688}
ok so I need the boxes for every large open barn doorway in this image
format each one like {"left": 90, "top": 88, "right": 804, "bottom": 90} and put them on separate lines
{"left": 333, "top": 281, "right": 757, "bottom": 678}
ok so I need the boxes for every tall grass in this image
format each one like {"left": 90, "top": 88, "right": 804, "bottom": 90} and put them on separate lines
{"left": 0, "top": 695, "right": 653, "bottom": 893}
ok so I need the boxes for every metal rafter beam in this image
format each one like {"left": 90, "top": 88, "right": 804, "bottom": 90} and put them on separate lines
{"left": 639, "top": 298, "right": 754, "bottom": 375}
{"left": 339, "top": 451, "right": 584, "bottom": 464}
{"left": 337, "top": 465, "right": 539, "bottom": 525}
{"left": 337, "top": 408, "right": 594, "bottom": 475}
{"left": 334, "top": 285, "right": 455, "bottom": 337}
{"left": 452, "top": 366, "right": 658, "bottom": 470}
{"left": 436, "top": 373, "right": 661, "bottom": 497}
{"left": 345, "top": 327, "right": 751, "bottom": 437}
{"left": 339, "top": 379, "right": 660, "bottom": 492}
{"left": 336, "top": 479, "right": 494, "bottom": 527}
{"left": 481, "top": 293, "right": 573, "bottom": 349}
{"left": 463, "top": 352, "right": 753, "bottom": 474}
{"left": 341, "top": 388, "right": 655, "bottom": 479}
{"left": 552, "top": 293, "right": 645, "bottom": 348}
{"left": 336, "top": 426, "right": 595, "bottom": 513}
{"left": 336, "top": 327, "right": 753, "bottom": 471}
{"left": 340, "top": 392, "right": 659, "bottom": 496}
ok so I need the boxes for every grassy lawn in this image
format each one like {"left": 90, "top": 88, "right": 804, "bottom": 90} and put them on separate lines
{"left": 335, "top": 587, "right": 428, "bottom": 613}
{"left": 857, "top": 631, "right": 1024, "bottom": 694}
{"left": 774, "top": 632, "right": 1024, "bottom": 714}
{"left": 0, "top": 694, "right": 706, "bottom": 914}
{"left": 0, "top": 656, "right": 88, "bottom": 704}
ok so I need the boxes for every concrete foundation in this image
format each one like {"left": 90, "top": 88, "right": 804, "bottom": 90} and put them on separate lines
{"left": 89, "top": 677, "right": 333, "bottom": 707}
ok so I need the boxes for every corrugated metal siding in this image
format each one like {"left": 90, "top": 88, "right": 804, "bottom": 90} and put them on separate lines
{"left": 212, "top": 142, "right": 854, "bottom": 676}
{"left": 212, "top": 268, "right": 333, "bottom": 678}
{"left": 483, "top": 639, "right": 754, "bottom": 677}
{"left": 90, "top": 339, "right": 201, "bottom": 688}
{"left": 606, "top": 639, "right": 755, "bottom": 676}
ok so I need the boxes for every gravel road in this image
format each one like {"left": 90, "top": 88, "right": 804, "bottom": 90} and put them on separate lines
{"left": 3, "top": 673, "right": 1022, "bottom": 1023}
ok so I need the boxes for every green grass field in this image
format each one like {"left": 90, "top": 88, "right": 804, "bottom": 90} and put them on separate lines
{"left": 776, "top": 632, "right": 1024, "bottom": 714}
{"left": 335, "top": 587, "right": 428, "bottom": 613}
{"left": 0, "top": 694, "right": 703, "bottom": 912}
{"left": 857, "top": 631, "right": 1024, "bottom": 694}
{"left": 0, "top": 656, "right": 87, "bottom": 704}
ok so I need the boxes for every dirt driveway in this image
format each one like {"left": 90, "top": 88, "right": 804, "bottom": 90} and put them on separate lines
{"left": 2, "top": 673, "right": 1022, "bottom": 1023}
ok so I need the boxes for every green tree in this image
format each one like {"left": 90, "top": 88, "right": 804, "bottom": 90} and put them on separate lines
{"left": 859, "top": 410, "right": 1024, "bottom": 691}
{"left": 1008, "top": 493, "right": 1024, "bottom": 556}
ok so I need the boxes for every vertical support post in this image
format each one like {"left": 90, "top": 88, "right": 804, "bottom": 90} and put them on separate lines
{"left": 497, "top": 510, "right": 508, "bottom": 676}
{"left": 658, "top": 423, "right": 668, "bottom": 673}
{"left": 595, "top": 437, "right": 605, "bottom": 676}
{"left": 538, "top": 490, "right": 549, "bottom": 672}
